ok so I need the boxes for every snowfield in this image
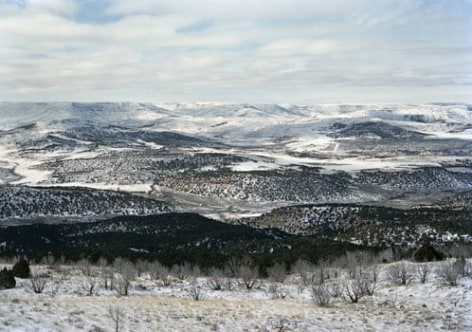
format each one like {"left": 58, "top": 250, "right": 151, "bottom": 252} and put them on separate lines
{"left": 0, "top": 260, "right": 471, "bottom": 331}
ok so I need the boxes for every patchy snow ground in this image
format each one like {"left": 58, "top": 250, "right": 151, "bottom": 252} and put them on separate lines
{"left": 0, "top": 261, "right": 470, "bottom": 332}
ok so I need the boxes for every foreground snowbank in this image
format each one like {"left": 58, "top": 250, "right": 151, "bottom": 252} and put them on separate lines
{"left": 0, "top": 259, "right": 471, "bottom": 331}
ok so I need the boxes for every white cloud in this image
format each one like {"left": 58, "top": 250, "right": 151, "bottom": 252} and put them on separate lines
{"left": 106, "top": 0, "right": 369, "bottom": 21}
{"left": 0, "top": 0, "right": 470, "bottom": 103}
{"left": 27, "top": 0, "right": 77, "bottom": 15}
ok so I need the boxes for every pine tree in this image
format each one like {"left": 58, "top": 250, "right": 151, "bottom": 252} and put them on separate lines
{"left": 13, "top": 257, "right": 31, "bottom": 278}
{"left": 0, "top": 268, "right": 16, "bottom": 289}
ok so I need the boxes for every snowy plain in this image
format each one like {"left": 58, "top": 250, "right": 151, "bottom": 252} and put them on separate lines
{"left": 0, "top": 260, "right": 471, "bottom": 332}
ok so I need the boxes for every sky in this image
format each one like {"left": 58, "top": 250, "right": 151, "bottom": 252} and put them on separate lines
{"left": 0, "top": 0, "right": 471, "bottom": 104}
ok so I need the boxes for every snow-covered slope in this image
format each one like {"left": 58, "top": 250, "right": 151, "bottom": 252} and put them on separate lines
{"left": 0, "top": 102, "right": 470, "bottom": 219}
{"left": 0, "top": 259, "right": 471, "bottom": 331}
{"left": 1, "top": 102, "right": 469, "bottom": 135}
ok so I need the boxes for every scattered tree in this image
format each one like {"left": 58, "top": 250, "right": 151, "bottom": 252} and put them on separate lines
{"left": 312, "top": 283, "right": 332, "bottom": 307}
{"left": 455, "top": 256, "right": 467, "bottom": 277}
{"left": 97, "top": 258, "right": 113, "bottom": 290}
{"left": 108, "top": 306, "right": 124, "bottom": 332}
{"left": 292, "top": 259, "right": 314, "bottom": 287}
{"left": 437, "top": 260, "right": 462, "bottom": 286}
{"left": 343, "top": 277, "right": 363, "bottom": 303}
{"left": 225, "top": 256, "right": 242, "bottom": 278}
{"left": 40, "top": 254, "right": 56, "bottom": 269}
{"left": 134, "top": 259, "right": 149, "bottom": 278}
{"left": 78, "top": 259, "right": 99, "bottom": 296}
{"left": 206, "top": 267, "right": 225, "bottom": 291}
{"left": 413, "top": 244, "right": 445, "bottom": 262}
{"left": 388, "top": 262, "right": 414, "bottom": 286}
{"left": 238, "top": 258, "right": 260, "bottom": 290}
{"left": 12, "top": 257, "right": 30, "bottom": 278}
{"left": 342, "top": 268, "right": 376, "bottom": 303}
{"left": 114, "top": 258, "right": 136, "bottom": 296}
{"left": 416, "top": 263, "right": 430, "bottom": 284}
{"left": 267, "top": 263, "right": 287, "bottom": 284}
{"left": 313, "top": 259, "right": 330, "bottom": 285}
{"left": 268, "top": 283, "right": 287, "bottom": 300}
{"left": 171, "top": 262, "right": 192, "bottom": 281}
{"left": 0, "top": 268, "right": 15, "bottom": 290}
{"left": 150, "top": 261, "right": 172, "bottom": 286}
{"left": 345, "top": 250, "right": 377, "bottom": 279}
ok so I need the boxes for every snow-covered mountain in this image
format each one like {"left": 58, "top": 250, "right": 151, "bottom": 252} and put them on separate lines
{"left": 1, "top": 102, "right": 470, "bottom": 135}
{"left": 0, "top": 102, "right": 471, "bottom": 221}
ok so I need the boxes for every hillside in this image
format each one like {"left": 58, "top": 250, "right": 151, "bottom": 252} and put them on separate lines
{"left": 0, "top": 102, "right": 470, "bottom": 221}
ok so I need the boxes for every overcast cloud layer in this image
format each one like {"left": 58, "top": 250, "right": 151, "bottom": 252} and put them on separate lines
{"left": 1, "top": 0, "right": 471, "bottom": 103}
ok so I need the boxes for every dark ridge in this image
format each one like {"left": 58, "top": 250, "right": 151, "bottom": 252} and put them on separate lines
{"left": 64, "top": 125, "right": 209, "bottom": 148}
{"left": 329, "top": 121, "right": 426, "bottom": 139}
{"left": 0, "top": 123, "right": 38, "bottom": 136}
{"left": 0, "top": 185, "right": 171, "bottom": 220}
{"left": 0, "top": 213, "right": 368, "bottom": 268}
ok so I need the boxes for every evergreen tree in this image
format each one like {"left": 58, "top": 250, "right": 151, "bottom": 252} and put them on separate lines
{"left": 0, "top": 268, "right": 16, "bottom": 289}
{"left": 13, "top": 257, "right": 31, "bottom": 278}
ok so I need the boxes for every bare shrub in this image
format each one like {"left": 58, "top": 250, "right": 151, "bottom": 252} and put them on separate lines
{"left": 78, "top": 259, "right": 99, "bottom": 296}
{"left": 149, "top": 261, "right": 172, "bottom": 286}
{"left": 267, "top": 263, "right": 287, "bottom": 283}
{"left": 455, "top": 256, "right": 467, "bottom": 277}
{"left": 56, "top": 254, "right": 67, "bottom": 266}
{"left": 370, "top": 264, "right": 379, "bottom": 284}
{"left": 362, "top": 268, "right": 377, "bottom": 296}
{"left": 40, "top": 254, "right": 56, "bottom": 269}
{"left": 312, "top": 283, "right": 332, "bottom": 307}
{"left": 313, "top": 260, "right": 327, "bottom": 285}
{"left": 84, "top": 273, "right": 98, "bottom": 295}
{"left": 240, "top": 266, "right": 260, "bottom": 290}
{"left": 345, "top": 250, "right": 379, "bottom": 278}
{"left": 225, "top": 279, "right": 236, "bottom": 291}
{"left": 103, "top": 266, "right": 115, "bottom": 291}
{"left": 225, "top": 256, "right": 242, "bottom": 278}
{"left": 97, "top": 258, "right": 113, "bottom": 290}
{"left": 238, "top": 259, "right": 260, "bottom": 290}
{"left": 378, "top": 247, "right": 395, "bottom": 263}
{"left": 343, "top": 277, "right": 363, "bottom": 303}
{"left": 206, "top": 268, "right": 225, "bottom": 291}
{"left": 437, "top": 260, "right": 462, "bottom": 286}
{"left": 268, "top": 283, "right": 287, "bottom": 300}
{"left": 465, "top": 259, "right": 472, "bottom": 277}
{"left": 134, "top": 259, "right": 149, "bottom": 278}
{"left": 273, "top": 319, "right": 291, "bottom": 332}
{"left": 171, "top": 261, "right": 193, "bottom": 281}
{"left": 387, "top": 262, "right": 414, "bottom": 286}
{"left": 116, "top": 276, "right": 130, "bottom": 296}
{"left": 50, "top": 274, "right": 66, "bottom": 298}
{"left": 292, "top": 259, "right": 314, "bottom": 287}
{"left": 342, "top": 270, "right": 376, "bottom": 303}
{"left": 416, "top": 263, "right": 430, "bottom": 284}
{"left": 344, "top": 252, "right": 357, "bottom": 278}
{"left": 108, "top": 306, "right": 124, "bottom": 332}
{"left": 449, "top": 244, "right": 471, "bottom": 259}
{"left": 189, "top": 280, "right": 204, "bottom": 301}
{"left": 31, "top": 273, "right": 48, "bottom": 294}
{"left": 329, "top": 282, "right": 344, "bottom": 299}
{"left": 114, "top": 258, "right": 136, "bottom": 296}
